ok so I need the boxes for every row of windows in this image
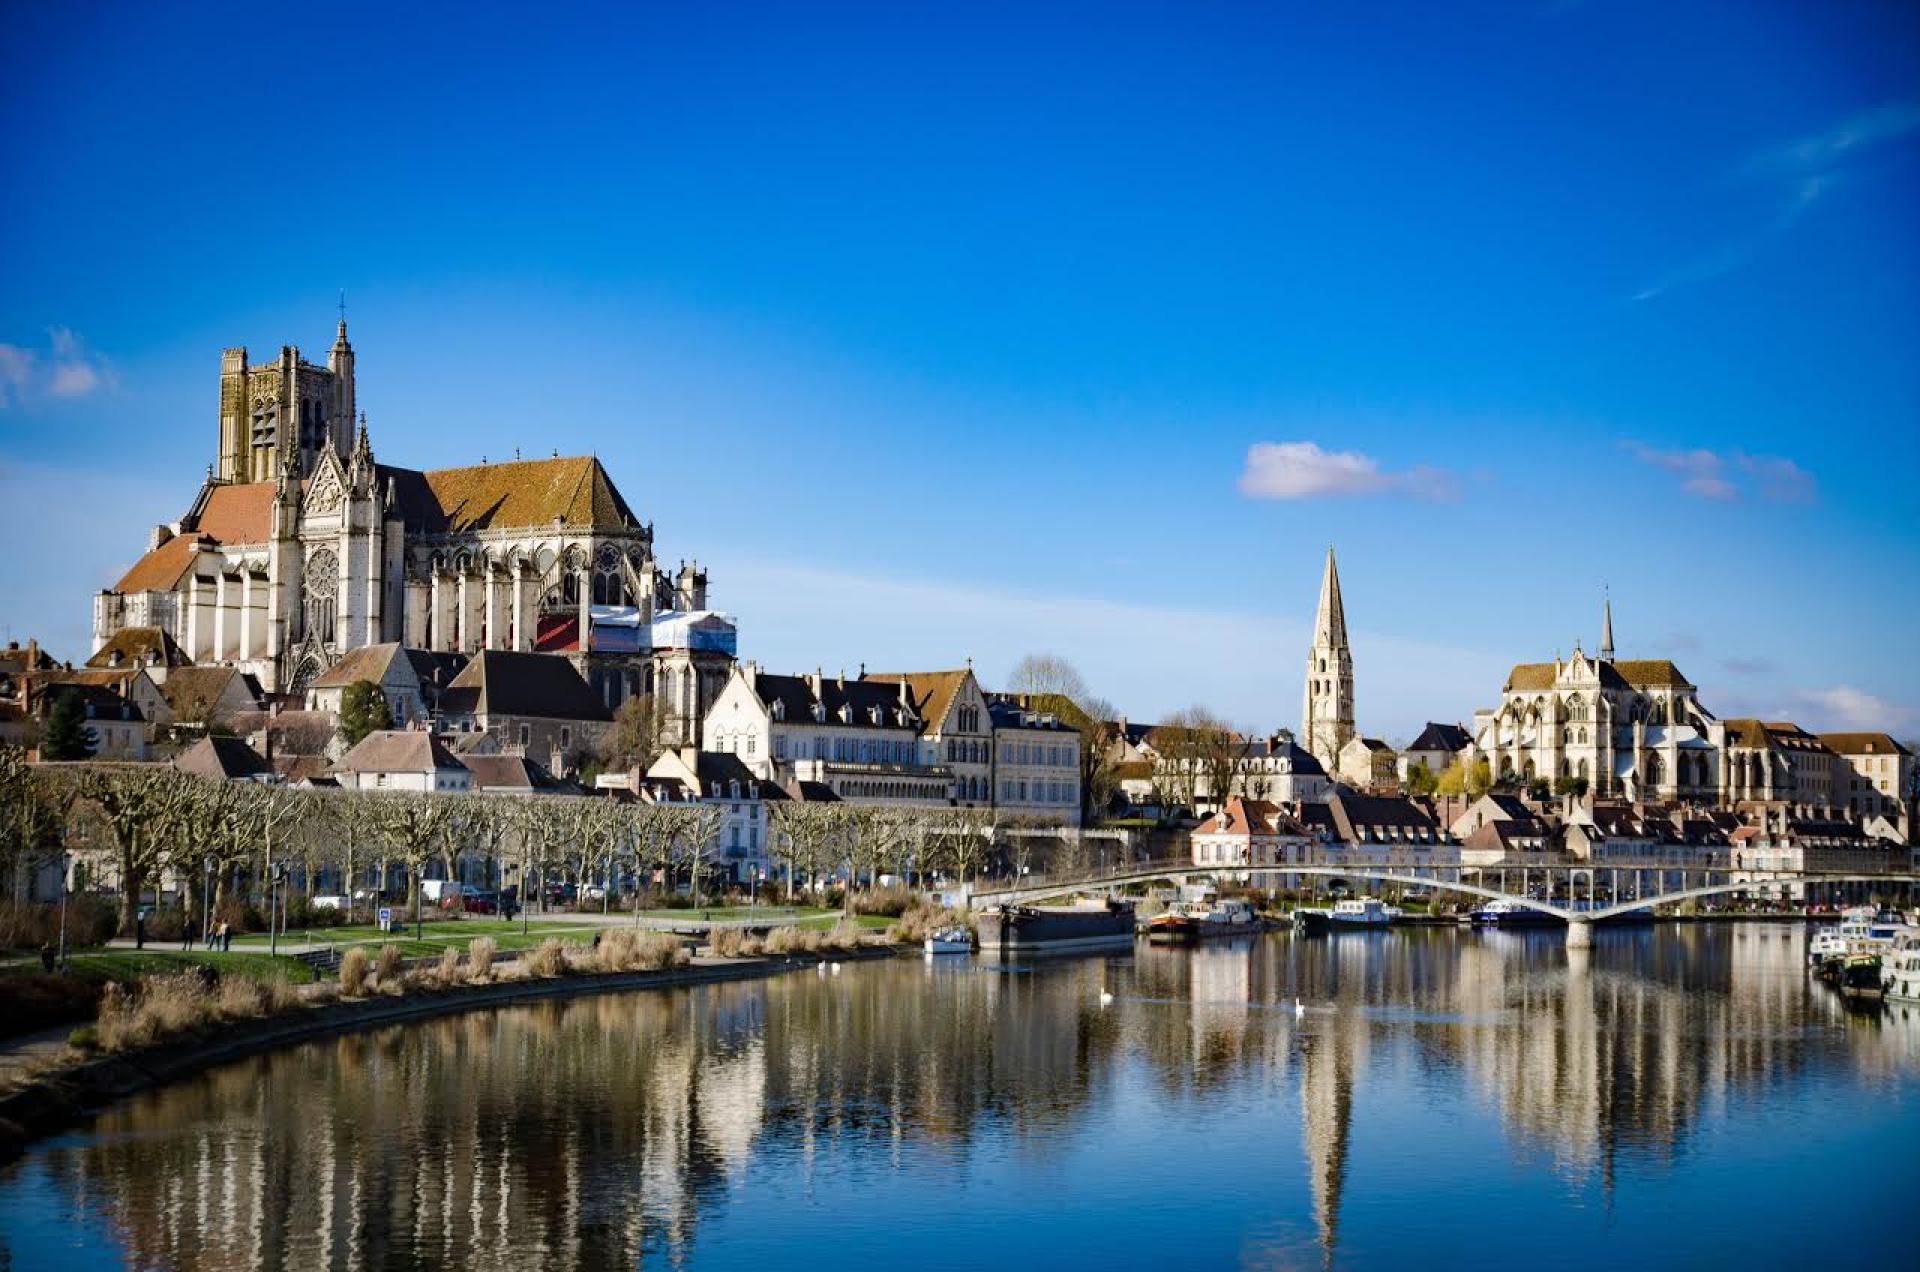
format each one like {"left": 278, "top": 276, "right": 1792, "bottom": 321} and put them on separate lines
{"left": 838, "top": 779, "right": 943, "bottom": 800}
{"left": 1000, "top": 741, "right": 1074, "bottom": 766}
{"left": 999, "top": 779, "right": 1073, "bottom": 804}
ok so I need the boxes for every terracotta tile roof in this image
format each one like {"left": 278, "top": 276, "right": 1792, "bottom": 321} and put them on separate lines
{"left": 419, "top": 456, "right": 639, "bottom": 533}
{"left": 193, "top": 482, "right": 276, "bottom": 543}
{"left": 159, "top": 666, "right": 258, "bottom": 718}
{"left": 335, "top": 730, "right": 469, "bottom": 774}
{"left": 86, "top": 626, "right": 191, "bottom": 670}
{"left": 1611, "top": 659, "right": 1693, "bottom": 689}
{"left": 1722, "top": 718, "right": 1769, "bottom": 748}
{"left": 112, "top": 534, "right": 202, "bottom": 593}
{"left": 310, "top": 643, "right": 405, "bottom": 689}
{"left": 1818, "top": 732, "right": 1910, "bottom": 757}
{"left": 1504, "top": 658, "right": 1693, "bottom": 692}
{"left": 174, "top": 735, "right": 272, "bottom": 780}
{"left": 1196, "top": 796, "right": 1292, "bottom": 836}
{"left": 863, "top": 670, "right": 972, "bottom": 732}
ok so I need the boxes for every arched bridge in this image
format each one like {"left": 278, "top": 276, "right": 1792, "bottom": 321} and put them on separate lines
{"left": 967, "top": 859, "right": 1920, "bottom": 930}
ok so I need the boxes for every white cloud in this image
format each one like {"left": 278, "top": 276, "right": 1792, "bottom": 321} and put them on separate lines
{"left": 0, "top": 327, "right": 114, "bottom": 405}
{"left": 1793, "top": 685, "right": 1912, "bottom": 732}
{"left": 1634, "top": 101, "right": 1920, "bottom": 301}
{"left": 0, "top": 344, "right": 34, "bottom": 407}
{"left": 1736, "top": 452, "right": 1816, "bottom": 503}
{"left": 1748, "top": 102, "right": 1920, "bottom": 178}
{"left": 1622, "top": 442, "right": 1815, "bottom": 503}
{"left": 1237, "top": 441, "right": 1457, "bottom": 502}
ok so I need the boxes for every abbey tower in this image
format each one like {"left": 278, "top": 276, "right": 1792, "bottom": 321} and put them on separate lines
{"left": 1302, "top": 546, "right": 1355, "bottom": 769}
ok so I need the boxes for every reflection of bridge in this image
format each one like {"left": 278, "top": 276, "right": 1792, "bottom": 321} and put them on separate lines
{"left": 969, "top": 859, "right": 1920, "bottom": 946}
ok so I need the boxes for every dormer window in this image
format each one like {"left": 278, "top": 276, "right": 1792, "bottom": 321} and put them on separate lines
{"left": 771, "top": 699, "right": 786, "bottom": 721}
{"left": 869, "top": 706, "right": 882, "bottom": 725}
{"left": 838, "top": 704, "right": 851, "bottom": 723}
{"left": 812, "top": 703, "right": 826, "bottom": 722}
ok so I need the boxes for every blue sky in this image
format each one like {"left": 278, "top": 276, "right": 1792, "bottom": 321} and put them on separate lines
{"left": 2, "top": 1, "right": 1916, "bottom": 741}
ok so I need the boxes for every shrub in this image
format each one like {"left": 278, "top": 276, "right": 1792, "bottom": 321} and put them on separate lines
{"left": 850, "top": 885, "right": 913, "bottom": 918}
{"left": 765, "top": 925, "right": 823, "bottom": 956}
{"left": 68, "top": 1024, "right": 99, "bottom": 1051}
{"left": 826, "top": 920, "right": 866, "bottom": 952}
{"left": 435, "top": 946, "right": 463, "bottom": 987}
{"left": 339, "top": 947, "right": 371, "bottom": 996}
{"left": 526, "top": 937, "right": 568, "bottom": 978}
{"left": 97, "top": 973, "right": 220, "bottom": 1051}
{"left": 375, "top": 944, "right": 404, "bottom": 985}
{"left": 467, "top": 936, "right": 496, "bottom": 982}
{"left": 710, "top": 926, "right": 761, "bottom": 958}
{"left": 0, "top": 896, "right": 118, "bottom": 950}
{"left": 891, "top": 898, "right": 969, "bottom": 945}
{"left": 217, "top": 975, "right": 271, "bottom": 1019}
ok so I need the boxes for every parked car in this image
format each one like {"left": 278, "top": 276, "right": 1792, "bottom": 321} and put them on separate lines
{"left": 463, "top": 891, "right": 500, "bottom": 916}
{"left": 581, "top": 883, "right": 609, "bottom": 903}
{"left": 311, "top": 895, "right": 350, "bottom": 911}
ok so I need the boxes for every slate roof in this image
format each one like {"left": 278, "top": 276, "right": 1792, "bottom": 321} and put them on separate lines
{"left": 1407, "top": 722, "right": 1471, "bottom": 753}
{"left": 32, "top": 681, "right": 144, "bottom": 722}
{"left": 445, "top": 650, "right": 611, "bottom": 721}
{"left": 987, "top": 699, "right": 1077, "bottom": 733}
{"left": 751, "top": 671, "right": 921, "bottom": 731}
{"left": 174, "top": 735, "right": 273, "bottom": 781}
{"left": 87, "top": 626, "right": 191, "bottom": 670}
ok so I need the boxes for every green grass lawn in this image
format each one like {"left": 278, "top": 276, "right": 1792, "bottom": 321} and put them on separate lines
{"left": 0, "top": 949, "right": 317, "bottom": 984}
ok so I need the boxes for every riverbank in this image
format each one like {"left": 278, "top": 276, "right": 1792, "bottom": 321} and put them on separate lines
{"left": 0, "top": 947, "right": 892, "bottom": 1165}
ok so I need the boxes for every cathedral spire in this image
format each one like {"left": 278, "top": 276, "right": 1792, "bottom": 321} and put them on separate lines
{"left": 1600, "top": 588, "right": 1615, "bottom": 663}
{"left": 1313, "top": 546, "right": 1347, "bottom": 648}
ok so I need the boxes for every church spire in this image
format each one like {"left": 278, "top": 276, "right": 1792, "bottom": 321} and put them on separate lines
{"left": 1600, "top": 589, "right": 1615, "bottom": 663}
{"left": 1313, "top": 546, "right": 1347, "bottom": 648}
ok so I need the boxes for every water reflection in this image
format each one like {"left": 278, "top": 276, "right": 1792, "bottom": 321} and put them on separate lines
{"left": 3, "top": 924, "right": 1914, "bottom": 1270}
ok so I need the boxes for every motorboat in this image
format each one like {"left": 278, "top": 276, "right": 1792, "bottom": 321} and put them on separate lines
{"left": 1148, "top": 896, "right": 1258, "bottom": 942}
{"left": 1296, "top": 897, "right": 1399, "bottom": 933}
{"left": 1884, "top": 932, "right": 1920, "bottom": 1003}
{"left": 1468, "top": 899, "right": 1560, "bottom": 929}
{"left": 924, "top": 926, "right": 973, "bottom": 955}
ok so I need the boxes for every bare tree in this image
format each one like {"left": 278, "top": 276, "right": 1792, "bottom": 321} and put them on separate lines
{"left": 365, "top": 792, "right": 454, "bottom": 937}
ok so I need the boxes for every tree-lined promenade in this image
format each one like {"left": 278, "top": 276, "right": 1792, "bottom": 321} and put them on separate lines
{"left": 0, "top": 746, "right": 1065, "bottom": 949}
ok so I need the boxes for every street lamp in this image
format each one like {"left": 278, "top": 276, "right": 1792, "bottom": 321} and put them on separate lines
{"left": 269, "top": 863, "right": 288, "bottom": 957}
{"left": 203, "top": 857, "right": 215, "bottom": 950}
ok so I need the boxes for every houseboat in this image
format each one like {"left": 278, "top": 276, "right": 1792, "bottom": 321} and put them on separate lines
{"left": 976, "top": 899, "right": 1137, "bottom": 955}
{"left": 1296, "top": 897, "right": 1399, "bottom": 932}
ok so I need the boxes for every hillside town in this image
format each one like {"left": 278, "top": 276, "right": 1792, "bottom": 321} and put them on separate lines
{"left": 2, "top": 328, "right": 1915, "bottom": 915}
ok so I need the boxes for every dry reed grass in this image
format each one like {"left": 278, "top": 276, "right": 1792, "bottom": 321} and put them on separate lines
{"left": 466, "top": 936, "right": 496, "bottom": 982}
{"left": 338, "top": 947, "right": 371, "bottom": 996}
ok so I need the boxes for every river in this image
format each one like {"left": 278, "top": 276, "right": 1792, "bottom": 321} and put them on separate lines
{"left": 1, "top": 923, "right": 1915, "bottom": 1269}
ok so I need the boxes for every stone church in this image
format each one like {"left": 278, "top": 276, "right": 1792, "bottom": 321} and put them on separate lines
{"left": 1301, "top": 547, "right": 1356, "bottom": 770}
{"left": 92, "top": 322, "right": 734, "bottom": 743}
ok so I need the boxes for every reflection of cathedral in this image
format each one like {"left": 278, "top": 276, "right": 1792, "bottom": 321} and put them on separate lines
{"left": 91, "top": 324, "right": 731, "bottom": 737}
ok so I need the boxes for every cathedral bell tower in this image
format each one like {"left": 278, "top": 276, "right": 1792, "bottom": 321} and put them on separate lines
{"left": 1302, "top": 546, "right": 1356, "bottom": 770}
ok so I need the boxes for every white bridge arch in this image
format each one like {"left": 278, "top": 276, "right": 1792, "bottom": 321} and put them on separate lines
{"left": 968, "top": 862, "right": 1919, "bottom": 924}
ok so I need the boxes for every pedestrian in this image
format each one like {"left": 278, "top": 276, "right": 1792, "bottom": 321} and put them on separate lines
{"left": 220, "top": 921, "right": 232, "bottom": 953}
{"left": 39, "top": 942, "right": 55, "bottom": 974}
{"left": 181, "top": 917, "right": 193, "bottom": 952}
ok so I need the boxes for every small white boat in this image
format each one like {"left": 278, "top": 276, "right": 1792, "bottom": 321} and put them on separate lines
{"left": 924, "top": 926, "right": 973, "bottom": 955}
{"left": 1883, "top": 931, "right": 1920, "bottom": 1002}
{"left": 1296, "top": 897, "right": 1400, "bottom": 932}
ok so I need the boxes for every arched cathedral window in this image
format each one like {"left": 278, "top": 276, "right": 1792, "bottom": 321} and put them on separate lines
{"left": 302, "top": 548, "right": 339, "bottom": 644}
